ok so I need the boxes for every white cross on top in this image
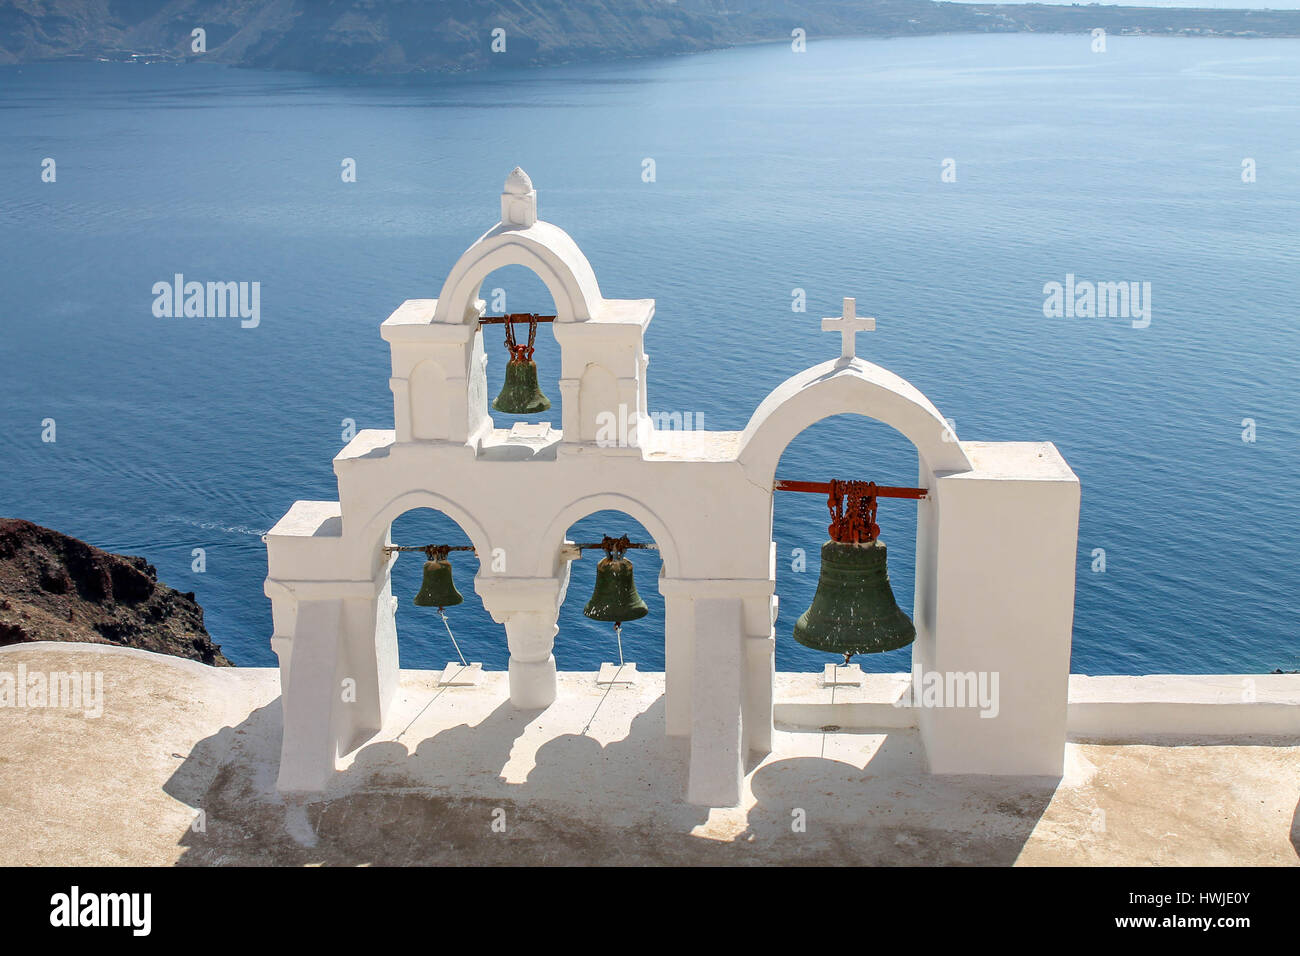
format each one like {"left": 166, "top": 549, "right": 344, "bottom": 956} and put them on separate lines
{"left": 822, "top": 297, "right": 876, "bottom": 361}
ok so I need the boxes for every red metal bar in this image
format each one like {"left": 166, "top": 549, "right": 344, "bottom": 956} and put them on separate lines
{"left": 773, "top": 479, "right": 927, "bottom": 500}
{"left": 478, "top": 313, "right": 557, "bottom": 325}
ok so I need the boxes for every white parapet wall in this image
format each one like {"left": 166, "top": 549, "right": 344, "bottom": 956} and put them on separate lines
{"left": 772, "top": 672, "right": 1300, "bottom": 738}
{"left": 1067, "top": 674, "right": 1300, "bottom": 738}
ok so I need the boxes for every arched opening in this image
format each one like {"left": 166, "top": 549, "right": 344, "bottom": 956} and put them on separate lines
{"left": 474, "top": 264, "right": 563, "bottom": 432}
{"left": 555, "top": 509, "right": 666, "bottom": 670}
{"left": 772, "top": 414, "right": 920, "bottom": 674}
{"left": 387, "top": 507, "right": 500, "bottom": 669}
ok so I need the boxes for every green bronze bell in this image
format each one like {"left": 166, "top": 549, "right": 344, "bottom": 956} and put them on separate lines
{"left": 583, "top": 554, "right": 648, "bottom": 624}
{"left": 492, "top": 356, "right": 551, "bottom": 414}
{"left": 793, "top": 539, "right": 915, "bottom": 661}
{"left": 413, "top": 558, "right": 463, "bottom": 610}
{"left": 492, "top": 318, "right": 551, "bottom": 414}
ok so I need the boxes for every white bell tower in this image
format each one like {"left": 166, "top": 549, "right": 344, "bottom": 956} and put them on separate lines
{"left": 264, "top": 170, "right": 1082, "bottom": 807}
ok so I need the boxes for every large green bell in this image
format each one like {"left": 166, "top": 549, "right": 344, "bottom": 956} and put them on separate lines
{"left": 583, "top": 555, "right": 648, "bottom": 624}
{"left": 492, "top": 357, "right": 551, "bottom": 414}
{"left": 413, "top": 558, "right": 463, "bottom": 610}
{"left": 793, "top": 539, "right": 915, "bottom": 660}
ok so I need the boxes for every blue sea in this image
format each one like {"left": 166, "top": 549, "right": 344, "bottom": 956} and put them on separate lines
{"left": 1, "top": 34, "right": 1297, "bottom": 674}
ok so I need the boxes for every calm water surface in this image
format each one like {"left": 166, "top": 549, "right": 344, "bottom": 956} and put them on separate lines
{"left": 1, "top": 34, "right": 1297, "bottom": 673}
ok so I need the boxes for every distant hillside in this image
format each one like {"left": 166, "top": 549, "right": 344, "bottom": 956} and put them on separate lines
{"left": 1, "top": 0, "right": 1297, "bottom": 74}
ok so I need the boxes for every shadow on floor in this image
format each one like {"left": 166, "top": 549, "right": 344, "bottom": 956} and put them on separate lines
{"left": 164, "top": 694, "right": 1058, "bottom": 865}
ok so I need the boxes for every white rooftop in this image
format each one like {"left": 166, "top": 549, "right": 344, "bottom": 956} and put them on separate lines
{"left": 2, "top": 643, "right": 1295, "bottom": 866}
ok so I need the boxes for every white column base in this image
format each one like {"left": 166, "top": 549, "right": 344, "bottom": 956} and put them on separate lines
{"left": 509, "top": 654, "right": 558, "bottom": 708}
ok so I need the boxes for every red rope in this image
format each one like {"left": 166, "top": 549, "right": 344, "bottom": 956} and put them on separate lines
{"left": 826, "top": 480, "right": 880, "bottom": 543}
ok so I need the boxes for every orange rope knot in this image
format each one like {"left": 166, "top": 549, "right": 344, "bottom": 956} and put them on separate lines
{"left": 826, "top": 479, "right": 880, "bottom": 544}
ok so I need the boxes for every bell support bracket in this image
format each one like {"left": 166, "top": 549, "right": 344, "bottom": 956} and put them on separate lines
{"left": 477, "top": 313, "right": 557, "bottom": 326}
{"left": 774, "top": 479, "right": 928, "bottom": 543}
{"left": 570, "top": 534, "right": 659, "bottom": 556}
{"left": 383, "top": 543, "right": 477, "bottom": 558}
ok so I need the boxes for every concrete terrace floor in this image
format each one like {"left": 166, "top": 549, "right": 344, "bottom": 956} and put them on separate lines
{"left": 0, "top": 643, "right": 1297, "bottom": 866}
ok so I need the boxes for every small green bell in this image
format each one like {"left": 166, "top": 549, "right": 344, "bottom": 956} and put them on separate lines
{"left": 492, "top": 318, "right": 550, "bottom": 414}
{"left": 793, "top": 538, "right": 915, "bottom": 660}
{"left": 583, "top": 554, "right": 648, "bottom": 624}
{"left": 413, "top": 558, "right": 463, "bottom": 610}
{"left": 492, "top": 356, "right": 550, "bottom": 414}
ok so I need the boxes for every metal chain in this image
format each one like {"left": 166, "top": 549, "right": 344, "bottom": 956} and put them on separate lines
{"left": 502, "top": 315, "right": 538, "bottom": 364}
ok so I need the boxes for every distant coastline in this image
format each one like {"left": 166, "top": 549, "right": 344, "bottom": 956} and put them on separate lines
{"left": 949, "top": 2, "right": 1300, "bottom": 37}
{"left": 2, "top": 0, "right": 1298, "bottom": 76}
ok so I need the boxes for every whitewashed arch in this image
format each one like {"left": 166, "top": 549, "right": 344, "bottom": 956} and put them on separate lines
{"left": 537, "top": 492, "right": 683, "bottom": 580}
{"left": 357, "top": 489, "right": 494, "bottom": 579}
{"left": 737, "top": 358, "right": 972, "bottom": 485}
{"left": 432, "top": 223, "right": 604, "bottom": 325}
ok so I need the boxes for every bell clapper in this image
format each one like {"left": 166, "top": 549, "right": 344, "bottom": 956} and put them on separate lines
{"left": 614, "top": 621, "right": 625, "bottom": 667}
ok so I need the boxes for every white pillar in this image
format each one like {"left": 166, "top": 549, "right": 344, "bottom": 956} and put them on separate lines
{"left": 477, "top": 573, "right": 569, "bottom": 710}
{"left": 660, "top": 581, "right": 693, "bottom": 737}
{"left": 269, "top": 569, "right": 397, "bottom": 793}
{"left": 744, "top": 594, "right": 777, "bottom": 755}
{"left": 275, "top": 598, "right": 346, "bottom": 792}
{"left": 916, "top": 442, "right": 1080, "bottom": 776}
{"left": 339, "top": 571, "right": 399, "bottom": 738}
{"left": 504, "top": 610, "right": 560, "bottom": 708}
{"left": 687, "top": 596, "right": 746, "bottom": 806}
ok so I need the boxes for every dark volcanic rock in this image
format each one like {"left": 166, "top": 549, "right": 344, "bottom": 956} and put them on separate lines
{"left": 0, "top": 519, "right": 231, "bottom": 666}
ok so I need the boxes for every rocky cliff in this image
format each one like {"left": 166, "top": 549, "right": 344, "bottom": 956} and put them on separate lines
{"left": 0, "top": 518, "right": 231, "bottom": 666}
{"left": 1, "top": 0, "right": 1297, "bottom": 74}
